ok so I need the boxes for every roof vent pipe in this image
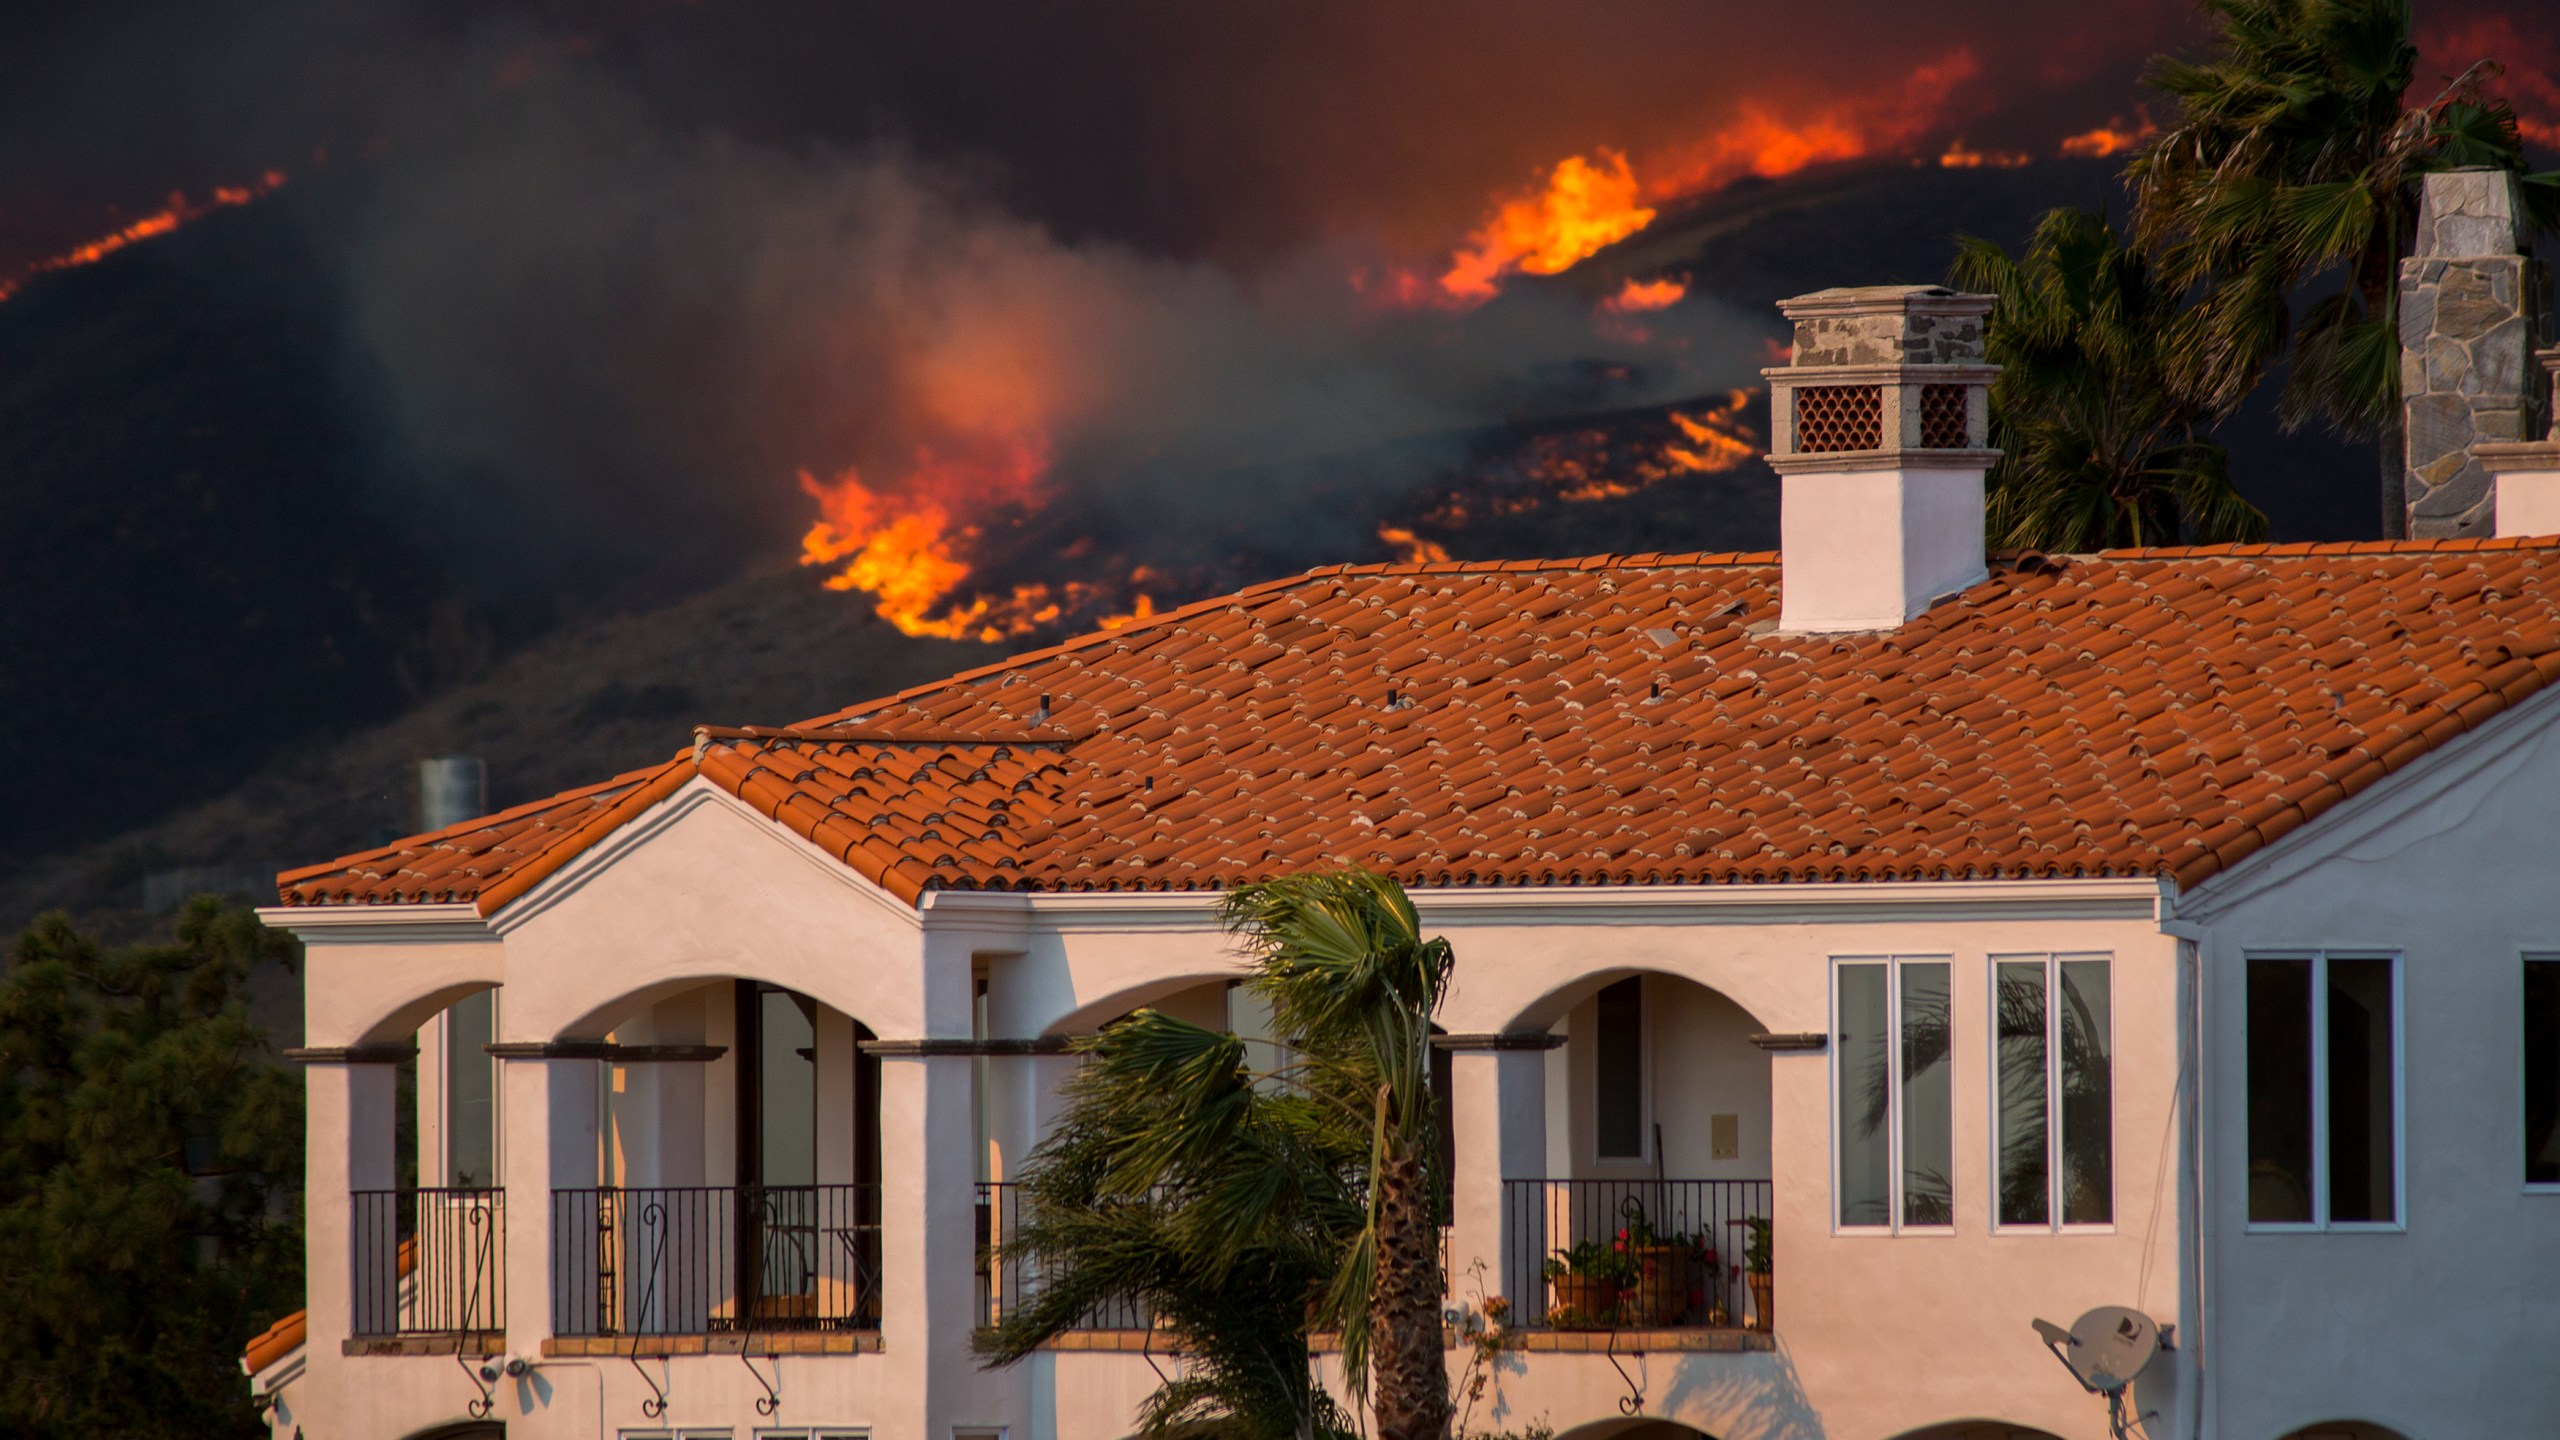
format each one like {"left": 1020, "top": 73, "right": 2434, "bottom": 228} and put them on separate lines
{"left": 419, "top": 756, "right": 488, "bottom": 833}
{"left": 1764, "top": 285, "right": 1999, "bottom": 633}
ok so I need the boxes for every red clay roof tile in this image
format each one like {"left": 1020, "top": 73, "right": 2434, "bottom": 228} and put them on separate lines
{"left": 275, "top": 544, "right": 2560, "bottom": 908}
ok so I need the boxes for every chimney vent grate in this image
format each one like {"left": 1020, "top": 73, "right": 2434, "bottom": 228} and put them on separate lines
{"left": 1794, "top": 385, "right": 1883, "bottom": 452}
{"left": 1919, "top": 384, "right": 1969, "bottom": 448}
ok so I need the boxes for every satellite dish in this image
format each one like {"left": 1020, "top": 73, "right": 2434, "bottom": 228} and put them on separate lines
{"left": 2031, "top": 1306, "right": 2164, "bottom": 1439}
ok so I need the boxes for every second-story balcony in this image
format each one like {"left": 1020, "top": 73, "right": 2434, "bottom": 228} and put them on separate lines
{"left": 1502, "top": 1177, "right": 1771, "bottom": 1335}
{"left": 551, "top": 1184, "right": 882, "bottom": 1339}
{"left": 350, "top": 1187, "right": 507, "bottom": 1351}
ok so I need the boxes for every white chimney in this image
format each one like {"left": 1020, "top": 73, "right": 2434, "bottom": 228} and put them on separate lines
{"left": 2478, "top": 346, "right": 2560, "bottom": 538}
{"left": 419, "top": 755, "right": 488, "bottom": 832}
{"left": 1765, "top": 285, "right": 2000, "bottom": 632}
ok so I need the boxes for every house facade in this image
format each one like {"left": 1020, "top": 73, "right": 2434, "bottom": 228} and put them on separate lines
{"left": 249, "top": 251, "right": 2560, "bottom": 1440}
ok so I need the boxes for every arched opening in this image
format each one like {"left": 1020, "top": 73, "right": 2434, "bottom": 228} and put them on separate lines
{"left": 1890, "top": 1424, "right": 2069, "bottom": 1440}
{"left": 1552, "top": 1419, "right": 1714, "bottom": 1440}
{"left": 551, "top": 978, "right": 884, "bottom": 1339}
{"left": 2273, "top": 1425, "right": 2415, "bottom": 1440}
{"left": 1506, "top": 971, "right": 1773, "bottom": 1334}
{"left": 401, "top": 1424, "right": 505, "bottom": 1440}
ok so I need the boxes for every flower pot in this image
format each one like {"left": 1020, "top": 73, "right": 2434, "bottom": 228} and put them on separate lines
{"left": 1547, "top": 1275, "right": 1620, "bottom": 1329}
{"left": 1746, "top": 1272, "right": 1774, "bottom": 1332}
{"left": 1626, "top": 1246, "right": 1695, "bottom": 1326}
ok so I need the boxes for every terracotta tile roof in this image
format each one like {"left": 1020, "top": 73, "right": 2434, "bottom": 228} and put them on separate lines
{"left": 242, "top": 1308, "right": 305, "bottom": 1375}
{"left": 277, "top": 540, "right": 2560, "bottom": 908}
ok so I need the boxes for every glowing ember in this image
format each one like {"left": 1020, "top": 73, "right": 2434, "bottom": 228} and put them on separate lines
{"left": 1438, "top": 150, "right": 1657, "bottom": 304}
{"left": 1936, "top": 140, "right": 2031, "bottom": 169}
{"left": 1664, "top": 390, "right": 1760, "bottom": 472}
{"left": 1602, "top": 277, "right": 1688, "bottom": 313}
{"left": 0, "top": 171, "right": 286, "bottom": 305}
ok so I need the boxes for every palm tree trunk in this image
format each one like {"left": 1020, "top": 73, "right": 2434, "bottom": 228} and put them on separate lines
{"left": 2379, "top": 406, "right": 2408, "bottom": 539}
{"left": 1367, "top": 1152, "right": 1451, "bottom": 1440}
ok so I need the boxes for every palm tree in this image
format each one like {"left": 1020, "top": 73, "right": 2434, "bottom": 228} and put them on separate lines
{"left": 1222, "top": 869, "right": 1455, "bottom": 1440}
{"left": 1951, "top": 208, "right": 2266, "bottom": 551}
{"left": 2126, "top": 0, "right": 2549, "bottom": 537}
{"left": 980, "top": 868, "right": 1455, "bottom": 1440}
{"left": 978, "top": 1010, "right": 1364, "bottom": 1440}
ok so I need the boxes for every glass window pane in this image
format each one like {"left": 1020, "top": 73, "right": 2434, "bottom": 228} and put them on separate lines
{"left": 761, "top": 990, "right": 817, "bottom": 1187}
{"left": 1900, "top": 961, "right": 1954, "bottom": 1226}
{"left": 2247, "top": 959, "right": 2315, "bottom": 1222}
{"left": 1836, "top": 963, "right": 1891, "bottom": 1226}
{"left": 446, "top": 989, "right": 496, "bottom": 1189}
{"left": 1594, "top": 978, "right": 1645, "bottom": 1158}
{"left": 2058, "top": 958, "right": 2113, "bottom": 1225}
{"left": 2326, "top": 958, "right": 2395, "bottom": 1223}
{"left": 2529, "top": 961, "right": 2560, "bottom": 1186}
{"left": 1994, "top": 961, "right": 2049, "bottom": 1227}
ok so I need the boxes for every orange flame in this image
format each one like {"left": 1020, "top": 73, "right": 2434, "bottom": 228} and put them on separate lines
{"left": 1437, "top": 149, "right": 1657, "bottom": 304}
{"left": 1602, "top": 277, "right": 1688, "bottom": 313}
{"left": 797, "top": 432, "right": 1058, "bottom": 641}
{"left": 0, "top": 171, "right": 286, "bottom": 305}
{"left": 1376, "top": 525, "right": 1453, "bottom": 564}
{"left": 1664, "top": 390, "right": 1760, "bottom": 472}
{"left": 1643, "top": 51, "right": 1982, "bottom": 198}
{"left": 2058, "top": 113, "right": 2156, "bottom": 159}
{"left": 1936, "top": 139, "right": 2031, "bottom": 169}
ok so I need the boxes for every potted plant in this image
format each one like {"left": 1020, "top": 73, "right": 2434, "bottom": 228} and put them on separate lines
{"left": 1615, "top": 1198, "right": 1708, "bottom": 1327}
{"left": 1742, "top": 1217, "right": 1774, "bottom": 1332}
{"left": 1542, "top": 1239, "right": 1633, "bottom": 1328}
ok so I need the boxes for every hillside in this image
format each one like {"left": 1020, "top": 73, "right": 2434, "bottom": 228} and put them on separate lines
{"left": 0, "top": 153, "right": 2382, "bottom": 939}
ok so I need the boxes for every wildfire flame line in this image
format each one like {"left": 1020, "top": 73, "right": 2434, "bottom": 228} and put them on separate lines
{"left": 0, "top": 171, "right": 286, "bottom": 306}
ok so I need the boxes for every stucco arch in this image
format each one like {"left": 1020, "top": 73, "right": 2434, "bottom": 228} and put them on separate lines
{"left": 1887, "top": 1423, "right": 2069, "bottom": 1440}
{"left": 354, "top": 978, "right": 501, "bottom": 1047}
{"left": 397, "top": 1423, "right": 504, "bottom": 1440}
{"left": 1038, "top": 969, "right": 1248, "bottom": 1037}
{"left": 1498, "top": 961, "right": 1776, "bottom": 1036}
{"left": 2270, "top": 1422, "right": 2416, "bottom": 1440}
{"left": 547, "top": 968, "right": 888, "bottom": 1042}
{"left": 1551, "top": 1418, "right": 1712, "bottom": 1440}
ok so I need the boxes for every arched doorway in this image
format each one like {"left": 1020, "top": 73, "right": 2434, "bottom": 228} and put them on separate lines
{"left": 1892, "top": 1424, "right": 2068, "bottom": 1440}
{"left": 1553, "top": 1419, "right": 1713, "bottom": 1440}
{"left": 1506, "top": 971, "right": 1773, "bottom": 1333}
{"left": 552, "top": 977, "right": 884, "bottom": 1339}
{"left": 2274, "top": 1425, "right": 2414, "bottom": 1440}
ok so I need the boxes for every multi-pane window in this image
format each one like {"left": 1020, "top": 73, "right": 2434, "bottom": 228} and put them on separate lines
{"left": 2527, "top": 957, "right": 2560, "bottom": 1187}
{"left": 1994, "top": 955, "right": 2114, "bottom": 1229}
{"left": 2246, "top": 953, "right": 2400, "bottom": 1227}
{"left": 1835, "top": 957, "right": 1954, "bottom": 1229}
{"left": 1594, "top": 977, "right": 1646, "bottom": 1159}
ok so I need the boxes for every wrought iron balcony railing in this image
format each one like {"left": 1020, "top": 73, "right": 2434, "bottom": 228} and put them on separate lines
{"left": 351, "top": 1187, "right": 506, "bottom": 1339}
{"left": 552, "top": 1184, "right": 881, "bottom": 1337}
{"left": 1503, "top": 1177, "right": 1770, "bottom": 1330}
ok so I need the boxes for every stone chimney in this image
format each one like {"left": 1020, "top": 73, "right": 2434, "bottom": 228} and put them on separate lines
{"left": 2400, "top": 168, "right": 2541, "bottom": 537}
{"left": 2476, "top": 347, "right": 2560, "bottom": 537}
{"left": 1764, "top": 285, "right": 2000, "bottom": 632}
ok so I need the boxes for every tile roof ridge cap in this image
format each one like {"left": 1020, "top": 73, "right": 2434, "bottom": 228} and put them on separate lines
{"left": 697, "top": 724, "right": 1087, "bottom": 746}
{"left": 2097, "top": 536, "right": 2560, "bottom": 559}
{"left": 792, "top": 548, "right": 1791, "bottom": 730}
{"left": 273, "top": 759, "right": 678, "bottom": 885}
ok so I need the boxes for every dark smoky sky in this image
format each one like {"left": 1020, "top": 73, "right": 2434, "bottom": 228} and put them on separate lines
{"left": 3, "top": 0, "right": 2552, "bottom": 609}
{"left": 0, "top": 1, "right": 2214, "bottom": 267}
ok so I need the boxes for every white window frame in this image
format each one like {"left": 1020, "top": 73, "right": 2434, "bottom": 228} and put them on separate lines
{"left": 2243, "top": 950, "right": 2407, "bottom": 1234}
{"left": 1986, "top": 953, "right": 2115, "bottom": 1235}
{"left": 1829, "top": 955, "right": 1956, "bottom": 1236}
{"left": 2524, "top": 953, "right": 2560, "bottom": 1196}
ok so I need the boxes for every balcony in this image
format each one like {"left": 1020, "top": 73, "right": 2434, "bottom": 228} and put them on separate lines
{"left": 977, "top": 1181, "right": 1152, "bottom": 1338}
{"left": 1503, "top": 1178, "right": 1771, "bottom": 1345}
{"left": 350, "top": 1187, "right": 506, "bottom": 1354}
{"left": 551, "top": 1184, "right": 882, "bottom": 1350}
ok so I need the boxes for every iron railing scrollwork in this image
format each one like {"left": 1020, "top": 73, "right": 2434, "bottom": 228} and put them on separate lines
{"left": 551, "top": 1184, "right": 881, "bottom": 1336}
{"left": 351, "top": 1187, "right": 506, "bottom": 1338}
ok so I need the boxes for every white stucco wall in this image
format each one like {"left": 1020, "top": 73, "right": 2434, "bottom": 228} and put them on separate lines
{"left": 2177, "top": 691, "right": 2560, "bottom": 1440}
{"left": 294, "top": 727, "right": 2560, "bottom": 1440}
